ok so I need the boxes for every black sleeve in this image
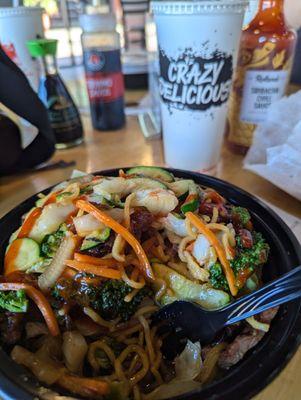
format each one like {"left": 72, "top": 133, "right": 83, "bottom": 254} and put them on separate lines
{"left": 0, "top": 46, "right": 55, "bottom": 174}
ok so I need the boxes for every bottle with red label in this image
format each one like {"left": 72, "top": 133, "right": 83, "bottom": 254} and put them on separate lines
{"left": 80, "top": 13, "right": 125, "bottom": 131}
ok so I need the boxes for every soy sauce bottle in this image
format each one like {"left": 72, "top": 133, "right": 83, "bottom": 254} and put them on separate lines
{"left": 80, "top": 13, "right": 125, "bottom": 130}
{"left": 27, "top": 39, "right": 84, "bottom": 149}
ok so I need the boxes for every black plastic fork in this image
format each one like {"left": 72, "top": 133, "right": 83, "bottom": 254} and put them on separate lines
{"left": 152, "top": 266, "right": 301, "bottom": 344}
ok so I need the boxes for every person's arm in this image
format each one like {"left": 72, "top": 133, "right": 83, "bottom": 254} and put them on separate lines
{"left": 0, "top": 46, "right": 55, "bottom": 174}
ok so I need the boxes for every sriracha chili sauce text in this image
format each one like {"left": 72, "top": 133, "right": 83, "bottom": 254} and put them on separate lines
{"left": 83, "top": 48, "right": 125, "bottom": 131}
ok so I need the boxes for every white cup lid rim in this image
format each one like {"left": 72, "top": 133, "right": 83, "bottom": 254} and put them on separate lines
{"left": 151, "top": 0, "right": 249, "bottom": 15}
{"left": 0, "top": 7, "right": 44, "bottom": 18}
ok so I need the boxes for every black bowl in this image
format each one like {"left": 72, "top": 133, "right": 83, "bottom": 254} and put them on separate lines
{"left": 0, "top": 168, "right": 301, "bottom": 400}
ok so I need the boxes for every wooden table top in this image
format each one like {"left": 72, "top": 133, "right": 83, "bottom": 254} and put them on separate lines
{"left": 0, "top": 115, "right": 300, "bottom": 400}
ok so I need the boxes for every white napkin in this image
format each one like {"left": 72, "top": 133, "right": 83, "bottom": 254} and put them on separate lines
{"left": 244, "top": 90, "right": 301, "bottom": 201}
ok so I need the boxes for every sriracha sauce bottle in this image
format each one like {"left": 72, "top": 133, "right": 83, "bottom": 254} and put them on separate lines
{"left": 80, "top": 13, "right": 125, "bottom": 131}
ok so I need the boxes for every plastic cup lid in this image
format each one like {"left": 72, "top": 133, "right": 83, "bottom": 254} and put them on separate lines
{"left": 0, "top": 6, "right": 44, "bottom": 18}
{"left": 151, "top": 0, "right": 249, "bottom": 15}
{"left": 26, "top": 39, "right": 57, "bottom": 57}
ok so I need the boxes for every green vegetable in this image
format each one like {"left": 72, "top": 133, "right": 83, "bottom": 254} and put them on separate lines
{"left": 92, "top": 280, "right": 151, "bottom": 321}
{"left": 209, "top": 263, "right": 229, "bottom": 292}
{"left": 177, "top": 181, "right": 200, "bottom": 214}
{"left": 56, "top": 191, "right": 73, "bottom": 201}
{"left": 80, "top": 185, "right": 93, "bottom": 195}
{"left": 231, "top": 231, "right": 269, "bottom": 274}
{"left": 181, "top": 195, "right": 199, "bottom": 214}
{"left": 35, "top": 196, "right": 45, "bottom": 207}
{"left": 246, "top": 274, "right": 259, "bottom": 292}
{"left": 130, "top": 176, "right": 167, "bottom": 190}
{"left": 231, "top": 206, "right": 251, "bottom": 226}
{"left": 0, "top": 290, "right": 28, "bottom": 313}
{"left": 40, "top": 223, "right": 67, "bottom": 258}
{"left": 209, "top": 232, "right": 269, "bottom": 292}
{"left": 26, "top": 258, "right": 52, "bottom": 274}
{"left": 167, "top": 180, "right": 196, "bottom": 197}
{"left": 153, "top": 263, "right": 230, "bottom": 310}
{"left": 126, "top": 166, "right": 174, "bottom": 183}
{"left": 8, "top": 238, "right": 41, "bottom": 272}
{"left": 80, "top": 227, "right": 111, "bottom": 251}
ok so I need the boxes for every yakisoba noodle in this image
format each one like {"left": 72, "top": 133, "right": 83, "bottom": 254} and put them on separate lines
{"left": 1, "top": 167, "right": 273, "bottom": 399}
{"left": 112, "top": 233, "right": 126, "bottom": 262}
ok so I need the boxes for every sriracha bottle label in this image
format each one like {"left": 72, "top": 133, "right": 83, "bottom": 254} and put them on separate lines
{"left": 83, "top": 49, "right": 124, "bottom": 103}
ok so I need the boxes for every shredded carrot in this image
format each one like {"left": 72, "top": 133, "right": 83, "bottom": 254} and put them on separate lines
{"left": 74, "top": 253, "right": 117, "bottom": 267}
{"left": 58, "top": 374, "right": 109, "bottom": 396}
{"left": 18, "top": 207, "right": 42, "bottom": 239}
{"left": 0, "top": 283, "right": 59, "bottom": 336}
{"left": 43, "top": 192, "right": 59, "bottom": 206}
{"left": 65, "top": 260, "right": 121, "bottom": 279}
{"left": 4, "top": 239, "right": 23, "bottom": 276}
{"left": 76, "top": 200, "right": 154, "bottom": 281}
{"left": 60, "top": 267, "right": 102, "bottom": 286}
{"left": 186, "top": 212, "right": 238, "bottom": 296}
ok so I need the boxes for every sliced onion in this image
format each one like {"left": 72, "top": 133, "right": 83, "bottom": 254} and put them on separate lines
{"left": 161, "top": 213, "right": 188, "bottom": 237}
{"left": 62, "top": 331, "right": 88, "bottom": 374}
{"left": 74, "top": 213, "right": 105, "bottom": 237}
{"left": 11, "top": 345, "right": 63, "bottom": 385}
{"left": 175, "top": 340, "right": 202, "bottom": 380}
{"left": 74, "top": 208, "right": 124, "bottom": 237}
{"left": 29, "top": 203, "right": 75, "bottom": 243}
{"left": 38, "top": 233, "right": 77, "bottom": 291}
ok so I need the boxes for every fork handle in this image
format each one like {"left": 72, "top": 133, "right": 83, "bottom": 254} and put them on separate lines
{"left": 225, "top": 266, "right": 301, "bottom": 326}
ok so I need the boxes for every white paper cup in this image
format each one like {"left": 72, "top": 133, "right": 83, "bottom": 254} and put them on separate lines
{"left": 151, "top": 0, "right": 248, "bottom": 172}
{"left": 0, "top": 7, "right": 44, "bottom": 91}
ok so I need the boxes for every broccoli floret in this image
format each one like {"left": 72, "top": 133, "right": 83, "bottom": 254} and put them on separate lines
{"left": 0, "top": 290, "right": 28, "bottom": 313}
{"left": 209, "top": 263, "right": 229, "bottom": 292}
{"left": 231, "top": 231, "right": 269, "bottom": 274}
{"left": 92, "top": 280, "right": 152, "bottom": 322}
{"left": 210, "top": 232, "right": 269, "bottom": 292}
{"left": 231, "top": 206, "right": 251, "bottom": 226}
{"left": 40, "top": 223, "right": 67, "bottom": 258}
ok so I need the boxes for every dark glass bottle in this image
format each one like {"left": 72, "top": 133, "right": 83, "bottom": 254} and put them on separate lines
{"left": 80, "top": 13, "right": 125, "bottom": 131}
{"left": 27, "top": 39, "right": 84, "bottom": 149}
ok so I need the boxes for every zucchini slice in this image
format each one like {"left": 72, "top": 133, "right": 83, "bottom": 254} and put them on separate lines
{"left": 130, "top": 177, "right": 167, "bottom": 190}
{"left": 80, "top": 227, "right": 111, "bottom": 251}
{"left": 8, "top": 238, "right": 41, "bottom": 272}
{"left": 126, "top": 166, "right": 174, "bottom": 183}
{"left": 153, "top": 263, "right": 230, "bottom": 310}
{"left": 168, "top": 180, "right": 196, "bottom": 196}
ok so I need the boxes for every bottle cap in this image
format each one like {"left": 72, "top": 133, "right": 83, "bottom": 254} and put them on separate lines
{"left": 79, "top": 13, "right": 116, "bottom": 33}
{"left": 26, "top": 39, "right": 57, "bottom": 58}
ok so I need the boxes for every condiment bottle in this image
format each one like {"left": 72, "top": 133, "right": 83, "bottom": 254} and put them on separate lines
{"left": 226, "top": 0, "right": 297, "bottom": 154}
{"left": 27, "top": 39, "right": 84, "bottom": 149}
{"left": 80, "top": 13, "right": 125, "bottom": 131}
